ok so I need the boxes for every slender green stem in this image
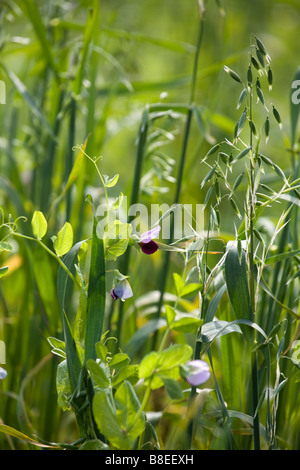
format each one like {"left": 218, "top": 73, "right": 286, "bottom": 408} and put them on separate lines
{"left": 12, "top": 231, "right": 80, "bottom": 289}
{"left": 114, "top": 108, "right": 149, "bottom": 347}
{"left": 152, "top": 12, "right": 206, "bottom": 350}
{"left": 248, "top": 72, "right": 260, "bottom": 450}
{"left": 77, "top": 146, "right": 109, "bottom": 211}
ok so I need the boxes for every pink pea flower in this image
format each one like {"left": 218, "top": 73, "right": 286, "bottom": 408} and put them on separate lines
{"left": 138, "top": 226, "right": 161, "bottom": 255}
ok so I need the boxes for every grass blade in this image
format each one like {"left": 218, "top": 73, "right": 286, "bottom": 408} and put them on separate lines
{"left": 19, "top": 0, "right": 59, "bottom": 79}
{"left": 84, "top": 218, "right": 106, "bottom": 362}
{"left": 57, "top": 242, "right": 83, "bottom": 391}
{"left": 224, "top": 243, "right": 253, "bottom": 323}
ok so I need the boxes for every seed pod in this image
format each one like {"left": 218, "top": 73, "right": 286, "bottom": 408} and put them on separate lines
{"left": 237, "top": 87, "right": 247, "bottom": 109}
{"left": 236, "top": 107, "right": 248, "bottom": 137}
{"left": 272, "top": 105, "right": 283, "bottom": 129}
{"left": 256, "top": 85, "right": 265, "bottom": 107}
{"left": 201, "top": 166, "right": 216, "bottom": 188}
{"left": 249, "top": 120, "right": 257, "bottom": 136}
{"left": 214, "top": 179, "right": 221, "bottom": 203}
{"left": 267, "top": 67, "right": 273, "bottom": 91}
{"left": 224, "top": 65, "right": 242, "bottom": 83}
{"left": 232, "top": 172, "right": 244, "bottom": 191}
{"left": 254, "top": 228, "right": 264, "bottom": 244}
{"left": 273, "top": 163, "right": 286, "bottom": 182}
{"left": 215, "top": 207, "right": 220, "bottom": 226}
{"left": 259, "top": 183, "right": 275, "bottom": 194}
{"left": 219, "top": 152, "right": 229, "bottom": 164}
{"left": 203, "top": 185, "right": 213, "bottom": 209}
{"left": 256, "top": 48, "right": 265, "bottom": 68}
{"left": 247, "top": 66, "right": 252, "bottom": 86}
{"left": 230, "top": 197, "right": 242, "bottom": 220}
{"left": 255, "top": 36, "right": 267, "bottom": 56}
{"left": 259, "top": 153, "right": 273, "bottom": 167}
{"left": 234, "top": 146, "right": 252, "bottom": 162}
{"left": 264, "top": 116, "right": 270, "bottom": 143}
{"left": 210, "top": 206, "right": 219, "bottom": 228}
{"left": 256, "top": 77, "right": 261, "bottom": 89}
{"left": 233, "top": 122, "right": 239, "bottom": 141}
{"left": 251, "top": 56, "right": 260, "bottom": 70}
{"left": 202, "top": 142, "right": 221, "bottom": 162}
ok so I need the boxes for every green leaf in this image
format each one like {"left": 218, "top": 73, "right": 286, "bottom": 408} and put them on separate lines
{"left": 57, "top": 242, "right": 84, "bottom": 391}
{"left": 173, "top": 273, "right": 201, "bottom": 298}
{"left": 0, "top": 266, "right": 9, "bottom": 278}
{"left": 93, "top": 390, "right": 126, "bottom": 448}
{"left": 53, "top": 222, "right": 73, "bottom": 257}
{"left": 111, "top": 193, "right": 124, "bottom": 211}
{"left": 95, "top": 342, "right": 108, "bottom": 362}
{"left": 108, "top": 353, "right": 130, "bottom": 371}
{"left": 225, "top": 242, "right": 253, "bottom": 321}
{"left": 0, "top": 424, "right": 51, "bottom": 448}
{"left": 47, "top": 336, "right": 66, "bottom": 359}
{"left": 180, "top": 282, "right": 201, "bottom": 298}
{"left": 73, "top": 0, "right": 99, "bottom": 95}
{"left": 93, "top": 381, "right": 145, "bottom": 449}
{"left": 173, "top": 272, "right": 184, "bottom": 296}
{"left": 200, "top": 320, "right": 243, "bottom": 342}
{"left": 205, "top": 283, "right": 227, "bottom": 323}
{"left": 124, "top": 319, "right": 167, "bottom": 358}
{"left": 104, "top": 173, "right": 119, "bottom": 187}
{"left": 114, "top": 381, "right": 145, "bottom": 442}
{"left": 85, "top": 217, "right": 106, "bottom": 362}
{"left": 159, "top": 376, "right": 183, "bottom": 399}
{"left": 171, "top": 313, "right": 202, "bottom": 333}
{"left": 139, "top": 344, "right": 193, "bottom": 389}
{"left": 87, "top": 359, "right": 110, "bottom": 389}
{"left": 65, "top": 141, "right": 87, "bottom": 192}
{"left": 19, "top": 0, "right": 58, "bottom": 76}
{"left": 0, "top": 65, "right": 55, "bottom": 138}
{"left": 104, "top": 220, "right": 132, "bottom": 261}
{"left": 264, "top": 248, "right": 300, "bottom": 265}
{"left": 31, "top": 211, "right": 47, "bottom": 239}
{"left": 79, "top": 439, "right": 110, "bottom": 450}
{"left": 165, "top": 305, "right": 176, "bottom": 326}
{"left": 0, "top": 242, "right": 12, "bottom": 252}
{"left": 56, "top": 359, "right": 72, "bottom": 411}
{"left": 111, "top": 365, "right": 139, "bottom": 388}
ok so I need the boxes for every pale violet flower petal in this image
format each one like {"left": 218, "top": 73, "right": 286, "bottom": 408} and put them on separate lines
{"left": 185, "top": 360, "right": 210, "bottom": 386}
{"left": 0, "top": 367, "right": 7, "bottom": 380}
{"left": 111, "top": 279, "right": 133, "bottom": 301}
{"left": 140, "top": 225, "right": 161, "bottom": 243}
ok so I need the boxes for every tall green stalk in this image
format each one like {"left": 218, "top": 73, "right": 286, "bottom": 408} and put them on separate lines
{"left": 248, "top": 66, "right": 260, "bottom": 450}
{"left": 115, "top": 108, "right": 149, "bottom": 346}
{"left": 152, "top": 4, "right": 206, "bottom": 350}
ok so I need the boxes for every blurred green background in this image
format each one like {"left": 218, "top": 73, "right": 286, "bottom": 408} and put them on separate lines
{"left": 0, "top": 0, "right": 299, "bottom": 448}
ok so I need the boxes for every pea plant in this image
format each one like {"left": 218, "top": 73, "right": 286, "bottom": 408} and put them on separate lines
{"left": 0, "top": 1, "right": 299, "bottom": 451}
{"left": 0, "top": 137, "right": 212, "bottom": 450}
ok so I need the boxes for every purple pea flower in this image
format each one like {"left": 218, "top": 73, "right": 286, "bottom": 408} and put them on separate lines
{"left": 138, "top": 226, "right": 161, "bottom": 255}
{"left": 0, "top": 367, "right": 7, "bottom": 380}
{"left": 110, "top": 279, "right": 133, "bottom": 302}
{"left": 183, "top": 360, "right": 210, "bottom": 387}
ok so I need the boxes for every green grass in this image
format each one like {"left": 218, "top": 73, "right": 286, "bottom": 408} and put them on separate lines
{"left": 0, "top": 0, "right": 299, "bottom": 451}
